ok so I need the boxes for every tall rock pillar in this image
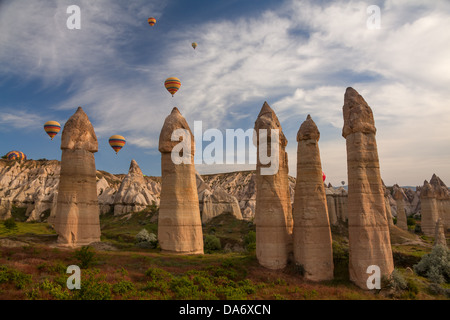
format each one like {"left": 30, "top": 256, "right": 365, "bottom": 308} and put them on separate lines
{"left": 293, "top": 115, "right": 333, "bottom": 281}
{"left": 54, "top": 107, "right": 101, "bottom": 247}
{"left": 420, "top": 181, "right": 439, "bottom": 236}
{"left": 393, "top": 185, "right": 408, "bottom": 231}
{"left": 254, "top": 102, "right": 293, "bottom": 269}
{"left": 342, "top": 88, "right": 394, "bottom": 289}
{"left": 158, "top": 107, "right": 203, "bottom": 254}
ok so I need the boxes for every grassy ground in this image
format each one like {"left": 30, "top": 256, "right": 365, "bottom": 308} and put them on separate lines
{"left": 0, "top": 211, "right": 448, "bottom": 300}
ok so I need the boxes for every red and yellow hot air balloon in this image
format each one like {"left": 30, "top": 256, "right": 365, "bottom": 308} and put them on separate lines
{"left": 322, "top": 171, "right": 326, "bottom": 182}
{"left": 6, "top": 150, "right": 27, "bottom": 161}
{"left": 164, "top": 77, "right": 181, "bottom": 97}
{"left": 148, "top": 17, "right": 156, "bottom": 26}
{"left": 44, "top": 121, "right": 61, "bottom": 140}
{"left": 109, "top": 135, "right": 126, "bottom": 154}
{"left": 192, "top": 42, "right": 197, "bottom": 50}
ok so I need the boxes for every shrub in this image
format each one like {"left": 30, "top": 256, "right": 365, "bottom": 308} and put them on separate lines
{"left": 204, "top": 234, "right": 221, "bottom": 253}
{"left": 414, "top": 224, "right": 422, "bottom": 234}
{"left": 135, "top": 229, "right": 158, "bottom": 248}
{"left": 73, "top": 269, "right": 112, "bottom": 300}
{"left": 112, "top": 280, "right": 135, "bottom": 295}
{"left": 0, "top": 266, "right": 32, "bottom": 289}
{"left": 145, "top": 267, "right": 173, "bottom": 282}
{"left": 3, "top": 218, "right": 18, "bottom": 231}
{"left": 407, "top": 217, "right": 416, "bottom": 226}
{"left": 244, "top": 231, "right": 256, "bottom": 253}
{"left": 73, "top": 246, "right": 96, "bottom": 269}
{"left": 413, "top": 245, "right": 450, "bottom": 284}
{"left": 388, "top": 269, "right": 408, "bottom": 291}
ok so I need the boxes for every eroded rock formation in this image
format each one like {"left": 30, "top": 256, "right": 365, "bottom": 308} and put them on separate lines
{"left": 293, "top": 115, "right": 333, "bottom": 281}
{"left": 342, "top": 87, "right": 394, "bottom": 289}
{"left": 434, "top": 218, "right": 447, "bottom": 247}
{"left": 253, "top": 102, "right": 293, "bottom": 270}
{"left": 420, "top": 180, "right": 439, "bottom": 236}
{"left": 196, "top": 173, "right": 242, "bottom": 223}
{"left": 53, "top": 107, "right": 101, "bottom": 247}
{"left": 393, "top": 185, "right": 408, "bottom": 231}
{"left": 113, "top": 160, "right": 159, "bottom": 215}
{"left": 158, "top": 107, "right": 203, "bottom": 254}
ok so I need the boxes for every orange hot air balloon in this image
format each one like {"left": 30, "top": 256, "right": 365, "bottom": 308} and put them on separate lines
{"left": 148, "top": 17, "right": 156, "bottom": 26}
{"left": 164, "top": 77, "right": 181, "bottom": 97}
{"left": 44, "top": 121, "right": 61, "bottom": 140}
{"left": 109, "top": 135, "right": 126, "bottom": 154}
{"left": 192, "top": 42, "right": 197, "bottom": 50}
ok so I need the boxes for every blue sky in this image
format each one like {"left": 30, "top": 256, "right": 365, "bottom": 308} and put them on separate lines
{"left": 1, "top": 0, "right": 450, "bottom": 186}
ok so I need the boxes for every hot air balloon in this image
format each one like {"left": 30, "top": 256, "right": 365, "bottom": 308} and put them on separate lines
{"left": 109, "top": 135, "right": 126, "bottom": 154}
{"left": 341, "top": 181, "right": 345, "bottom": 186}
{"left": 322, "top": 171, "right": 326, "bottom": 182}
{"left": 164, "top": 77, "right": 181, "bottom": 97}
{"left": 148, "top": 17, "right": 156, "bottom": 26}
{"left": 192, "top": 42, "right": 197, "bottom": 50}
{"left": 44, "top": 121, "right": 61, "bottom": 140}
{"left": 6, "top": 150, "right": 27, "bottom": 161}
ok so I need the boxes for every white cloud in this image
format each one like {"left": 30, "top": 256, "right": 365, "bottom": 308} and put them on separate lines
{"left": 0, "top": 109, "right": 44, "bottom": 130}
{"left": 1, "top": 0, "right": 449, "bottom": 185}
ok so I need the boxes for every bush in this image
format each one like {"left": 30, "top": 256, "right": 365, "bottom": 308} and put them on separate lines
{"left": 73, "top": 246, "right": 96, "bottom": 269}
{"left": 73, "top": 269, "right": 112, "bottom": 300}
{"left": 407, "top": 217, "right": 416, "bottom": 226}
{"left": 0, "top": 266, "right": 32, "bottom": 289}
{"left": 204, "top": 234, "right": 221, "bottom": 253}
{"left": 135, "top": 229, "right": 158, "bottom": 248}
{"left": 3, "top": 218, "right": 18, "bottom": 231}
{"left": 413, "top": 245, "right": 450, "bottom": 284}
{"left": 389, "top": 270, "right": 408, "bottom": 291}
{"left": 244, "top": 231, "right": 256, "bottom": 253}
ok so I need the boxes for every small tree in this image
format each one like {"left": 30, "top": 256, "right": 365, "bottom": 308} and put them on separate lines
{"left": 3, "top": 218, "right": 18, "bottom": 231}
{"left": 73, "top": 246, "right": 96, "bottom": 268}
{"left": 204, "top": 234, "right": 221, "bottom": 253}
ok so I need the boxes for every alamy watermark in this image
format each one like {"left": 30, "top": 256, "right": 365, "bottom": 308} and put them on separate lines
{"left": 66, "top": 265, "right": 81, "bottom": 290}
{"left": 66, "top": 5, "right": 81, "bottom": 30}
{"left": 367, "top": 5, "right": 381, "bottom": 30}
{"left": 366, "top": 265, "right": 381, "bottom": 289}
{"left": 170, "top": 121, "right": 280, "bottom": 175}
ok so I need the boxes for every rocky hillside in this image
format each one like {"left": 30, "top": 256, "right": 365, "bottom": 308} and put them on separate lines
{"left": 0, "top": 159, "right": 447, "bottom": 226}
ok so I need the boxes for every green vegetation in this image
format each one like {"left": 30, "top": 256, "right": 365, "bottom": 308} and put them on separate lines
{"left": 3, "top": 218, "right": 18, "bottom": 231}
{"left": 0, "top": 205, "right": 448, "bottom": 300}
{"left": 203, "top": 234, "right": 221, "bottom": 253}
{"left": 0, "top": 221, "right": 56, "bottom": 236}
{"left": 414, "top": 245, "right": 450, "bottom": 284}
{"left": 73, "top": 246, "right": 97, "bottom": 269}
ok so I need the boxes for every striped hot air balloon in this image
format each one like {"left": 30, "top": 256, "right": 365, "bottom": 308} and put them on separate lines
{"left": 164, "top": 77, "right": 181, "bottom": 97}
{"left": 44, "top": 121, "right": 61, "bottom": 140}
{"left": 192, "top": 42, "right": 197, "bottom": 50}
{"left": 6, "top": 150, "right": 27, "bottom": 161}
{"left": 148, "top": 17, "right": 156, "bottom": 26}
{"left": 109, "top": 135, "right": 126, "bottom": 154}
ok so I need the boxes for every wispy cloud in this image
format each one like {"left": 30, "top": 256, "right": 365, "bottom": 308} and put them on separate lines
{"left": 1, "top": 0, "right": 449, "bottom": 185}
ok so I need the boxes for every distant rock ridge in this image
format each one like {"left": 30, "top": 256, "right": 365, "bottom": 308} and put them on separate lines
{"left": 1, "top": 159, "right": 449, "bottom": 231}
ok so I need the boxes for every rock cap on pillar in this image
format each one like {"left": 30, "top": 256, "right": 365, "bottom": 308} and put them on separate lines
{"left": 342, "top": 87, "right": 376, "bottom": 138}
{"left": 159, "top": 107, "right": 194, "bottom": 155}
{"left": 61, "top": 107, "right": 98, "bottom": 152}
